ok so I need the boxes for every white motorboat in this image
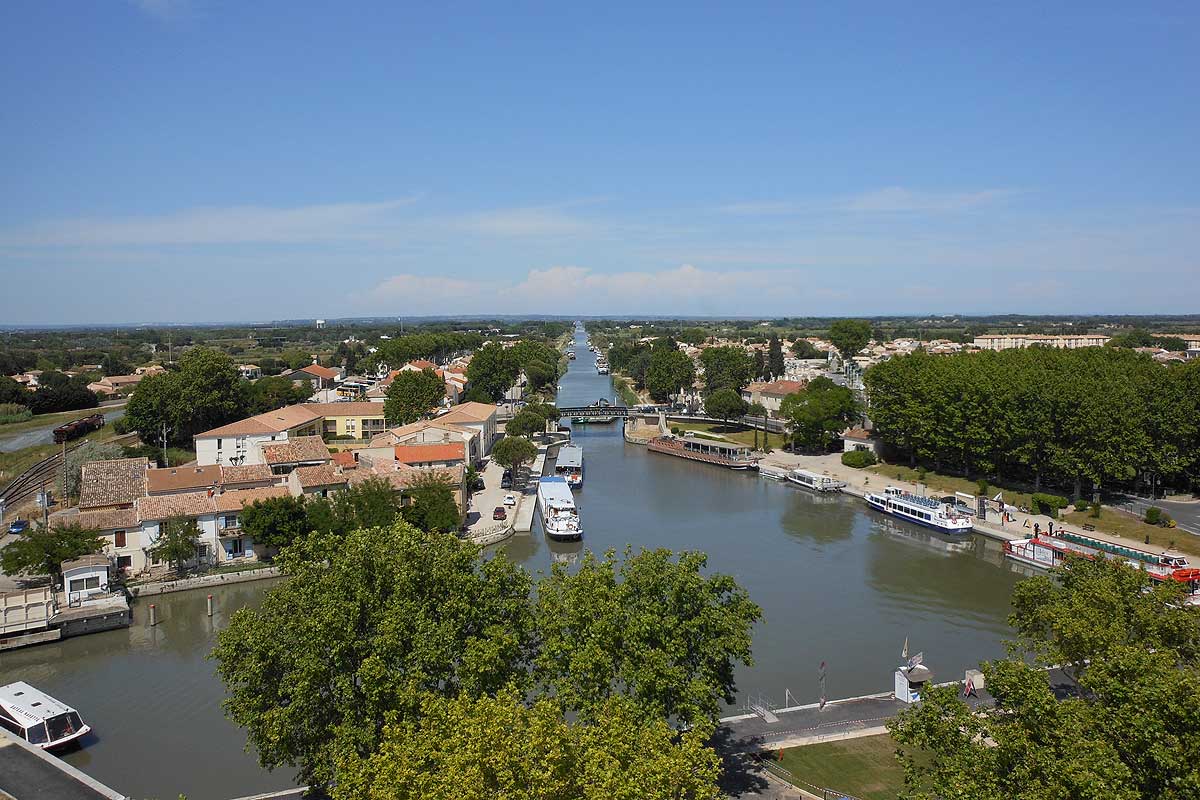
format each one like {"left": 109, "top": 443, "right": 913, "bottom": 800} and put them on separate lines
{"left": 0, "top": 681, "right": 91, "bottom": 750}
{"left": 537, "top": 477, "right": 582, "bottom": 541}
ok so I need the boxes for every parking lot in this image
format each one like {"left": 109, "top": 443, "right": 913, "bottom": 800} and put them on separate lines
{"left": 462, "top": 453, "right": 527, "bottom": 537}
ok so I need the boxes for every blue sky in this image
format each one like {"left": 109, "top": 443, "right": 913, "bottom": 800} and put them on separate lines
{"left": 1, "top": 1, "right": 1197, "bottom": 324}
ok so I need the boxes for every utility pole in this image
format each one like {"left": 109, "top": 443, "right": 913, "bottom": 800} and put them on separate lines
{"left": 161, "top": 421, "right": 173, "bottom": 466}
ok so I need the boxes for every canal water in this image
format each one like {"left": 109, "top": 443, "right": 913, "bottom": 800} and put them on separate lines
{"left": 0, "top": 328, "right": 1028, "bottom": 799}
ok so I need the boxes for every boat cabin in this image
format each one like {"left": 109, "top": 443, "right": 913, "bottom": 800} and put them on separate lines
{"left": 679, "top": 438, "right": 752, "bottom": 461}
{"left": 0, "top": 681, "right": 91, "bottom": 749}
{"left": 62, "top": 554, "right": 111, "bottom": 603}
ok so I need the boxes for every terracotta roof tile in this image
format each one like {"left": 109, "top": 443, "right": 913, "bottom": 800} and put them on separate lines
{"left": 212, "top": 486, "right": 291, "bottom": 512}
{"left": 299, "top": 363, "right": 340, "bottom": 380}
{"left": 292, "top": 464, "right": 347, "bottom": 489}
{"left": 393, "top": 442, "right": 466, "bottom": 464}
{"left": 79, "top": 458, "right": 149, "bottom": 509}
{"left": 260, "top": 435, "right": 331, "bottom": 465}
{"left": 437, "top": 401, "right": 496, "bottom": 424}
{"left": 841, "top": 427, "right": 872, "bottom": 440}
{"left": 77, "top": 507, "right": 139, "bottom": 531}
{"left": 197, "top": 405, "right": 322, "bottom": 438}
{"left": 220, "top": 464, "right": 277, "bottom": 485}
{"left": 146, "top": 465, "right": 223, "bottom": 494}
{"left": 137, "top": 492, "right": 216, "bottom": 520}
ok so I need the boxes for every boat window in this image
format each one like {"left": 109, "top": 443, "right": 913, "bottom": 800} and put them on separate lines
{"left": 46, "top": 712, "right": 82, "bottom": 742}
{"left": 25, "top": 722, "right": 49, "bottom": 744}
{"left": 0, "top": 716, "right": 20, "bottom": 735}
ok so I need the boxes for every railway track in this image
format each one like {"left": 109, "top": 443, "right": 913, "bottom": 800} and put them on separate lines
{"left": 0, "top": 433, "right": 140, "bottom": 512}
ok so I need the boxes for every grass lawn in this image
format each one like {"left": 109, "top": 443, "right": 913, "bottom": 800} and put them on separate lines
{"left": 1063, "top": 507, "right": 1200, "bottom": 557}
{"left": 610, "top": 373, "right": 641, "bottom": 407}
{"left": 868, "top": 463, "right": 1036, "bottom": 510}
{"left": 0, "top": 406, "right": 122, "bottom": 437}
{"left": 776, "top": 734, "right": 908, "bottom": 800}
{"left": 668, "top": 421, "right": 786, "bottom": 450}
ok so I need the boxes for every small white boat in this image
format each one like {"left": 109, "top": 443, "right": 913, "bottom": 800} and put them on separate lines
{"left": 537, "top": 477, "right": 582, "bottom": 541}
{"left": 0, "top": 681, "right": 91, "bottom": 750}
{"left": 786, "top": 469, "right": 846, "bottom": 493}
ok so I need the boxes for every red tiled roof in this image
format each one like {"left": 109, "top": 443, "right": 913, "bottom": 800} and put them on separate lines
{"left": 260, "top": 435, "right": 331, "bottom": 465}
{"left": 393, "top": 442, "right": 466, "bottom": 464}
{"left": 197, "top": 405, "right": 322, "bottom": 438}
{"left": 841, "top": 427, "right": 872, "bottom": 441}
{"left": 331, "top": 451, "right": 358, "bottom": 468}
{"left": 438, "top": 401, "right": 496, "bottom": 424}
{"left": 299, "top": 363, "right": 340, "bottom": 380}
{"left": 79, "top": 458, "right": 149, "bottom": 509}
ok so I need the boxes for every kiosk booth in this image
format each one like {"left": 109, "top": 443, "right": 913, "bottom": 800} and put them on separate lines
{"left": 894, "top": 663, "right": 934, "bottom": 704}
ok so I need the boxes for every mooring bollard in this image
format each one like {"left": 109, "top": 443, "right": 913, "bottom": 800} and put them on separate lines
{"left": 149, "top": 603, "right": 158, "bottom": 626}
{"left": 206, "top": 594, "right": 213, "bottom": 617}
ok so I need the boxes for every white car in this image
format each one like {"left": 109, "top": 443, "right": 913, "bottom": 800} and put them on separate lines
{"left": 503, "top": 494, "right": 517, "bottom": 506}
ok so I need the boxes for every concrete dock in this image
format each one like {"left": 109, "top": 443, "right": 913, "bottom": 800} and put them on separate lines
{"left": 0, "top": 731, "right": 127, "bottom": 799}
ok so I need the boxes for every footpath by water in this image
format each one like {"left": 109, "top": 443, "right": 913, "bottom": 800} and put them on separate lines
{"left": 0, "top": 329, "right": 1030, "bottom": 799}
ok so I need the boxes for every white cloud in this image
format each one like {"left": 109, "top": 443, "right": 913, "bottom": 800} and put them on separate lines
{"left": 0, "top": 198, "right": 419, "bottom": 247}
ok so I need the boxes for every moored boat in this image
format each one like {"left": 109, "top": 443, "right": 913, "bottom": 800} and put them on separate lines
{"left": 1004, "top": 531, "right": 1200, "bottom": 602}
{"left": 0, "top": 682, "right": 91, "bottom": 750}
{"left": 786, "top": 469, "right": 846, "bottom": 493}
{"left": 647, "top": 435, "right": 758, "bottom": 470}
{"left": 864, "top": 486, "right": 973, "bottom": 534}
{"left": 537, "top": 477, "right": 582, "bottom": 541}
{"left": 555, "top": 444, "right": 584, "bottom": 489}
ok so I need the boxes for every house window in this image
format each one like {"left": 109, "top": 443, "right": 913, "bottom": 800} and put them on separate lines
{"left": 68, "top": 576, "right": 102, "bottom": 592}
{"left": 196, "top": 544, "right": 210, "bottom": 561}
{"left": 229, "top": 538, "right": 245, "bottom": 557}
{"left": 116, "top": 555, "right": 132, "bottom": 571}
{"left": 217, "top": 438, "right": 223, "bottom": 451}
{"left": 114, "top": 530, "right": 126, "bottom": 548}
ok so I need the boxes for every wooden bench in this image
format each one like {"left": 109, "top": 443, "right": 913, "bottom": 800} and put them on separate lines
{"left": 1082, "top": 523, "right": 1096, "bottom": 532}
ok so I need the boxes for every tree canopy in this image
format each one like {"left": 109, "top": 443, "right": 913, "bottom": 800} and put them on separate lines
{"left": 791, "top": 339, "right": 824, "bottom": 359}
{"left": 213, "top": 523, "right": 760, "bottom": 794}
{"left": 492, "top": 436, "right": 538, "bottom": 472}
{"left": 400, "top": 472, "right": 462, "bottom": 533}
{"left": 241, "top": 494, "right": 311, "bottom": 552}
{"left": 767, "top": 335, "right": 785, "bottom": 379}
{"left": 149, "top": 516, "right": 201, "bottom": 575}
{"left": 779, "top": 377, "right": 858, "bottom": 452}
{"left": 644, "top": 348, "right": 695, "bottom": 403}
{"left": 384, "top": 368, "right": 445, "bottom": 426}
{"left": 466, "top": 343, "right": 520, "bottom": 402}
{"left": 699, "top": 346, "right": 754, "bottom": 394}
{"left": 827, "top": 319, "right": 872, "bottom": 363}
{"left": 305, "top": 477, "right": 401, "bottom": 535}
{"left": 703, "top": 387, "right": 748, "bottom": 425}
{"left": 0, "top": 522, "right": 104, "bottom": 584}
{"left": 125, "top": 347, "right": 248, "bottom": 447}
{"left": 865, "top": 347, "right": 1200, "bottom": 495}
{"left": 889, "top": 556, "right": 1200, "bottom": 800}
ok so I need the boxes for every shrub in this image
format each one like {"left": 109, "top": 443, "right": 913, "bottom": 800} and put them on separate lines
{"left": 111, "top": 417, "right": 130, "bottom": 435}
{"left": 917, "top": 467, "right": 927, "bottom": 482}
{"left": 1031, "top": 492, "right": 1069, "bottom": 517}
{"left": 671, "top": 426, "right": 681, "bottom": 435}
{"left": 1144, "top": 507, "right": 1162, "bottom": 525}
{"left": 976, "top": 478, "right": 989, "bottom": 497}
{"left": 1074, "top": 499, "right": 1090, "bottom": 512}
{"left": 1089, "top": 501, "right": 1102, "bottom": 519}
{"left": 842, "top": 450, "right": 877, "bottom": 469}
{"left": 0, "top": 403, "right": 32, "bottom": 424}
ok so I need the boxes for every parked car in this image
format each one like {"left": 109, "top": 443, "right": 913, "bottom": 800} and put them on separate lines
{"left": 500, "top": 471, "right": 513, "bottom": 489}
{"left": 7, "top": 519, "right": 29, "bottom": 535}
{"left": 503, "top": 494, "right": 517, "bottom": 506}
{"left": 492, "top": 506, "right": 507, "bottom": 521}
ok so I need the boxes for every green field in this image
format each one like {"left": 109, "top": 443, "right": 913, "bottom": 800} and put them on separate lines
{"left": 776, "top": 734, "right": 908, "bottom": 800}
{"left": 0, "top": 406, "right": 120, "bottom": 437}
{"left": 667, "top": 420, "right": 786, "bottom": 450}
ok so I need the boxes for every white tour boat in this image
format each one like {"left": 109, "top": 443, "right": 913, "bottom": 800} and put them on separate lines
{"left": 864, "top": 486, "right": 973, "bottom": 534}
{"left": 537, "top": 477, "right": 582, "bottom": 541}
{"left": 0, "top": 682, "right": 91, "bottom": 750}
{"left": 555, "top": 444, "right": 584, "bottom": 489}
{"left": 786, "top": 469, "right": 846, "bottom": 493}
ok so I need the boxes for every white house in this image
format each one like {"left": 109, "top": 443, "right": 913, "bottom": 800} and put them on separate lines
{"left": 840, "top": 427, "right": 881, "bottom": 456}
{"left": 436, "top": 401, "right": 498, "bottom": 457}
{"left": 194, "top": 405, "right": 323, "bottom": 466}
{"left": 62, "top": 555, "right": 112, "bottom": 601}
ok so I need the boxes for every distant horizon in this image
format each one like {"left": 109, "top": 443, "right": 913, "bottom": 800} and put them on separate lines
{"left": 3, "top": 311, "right": 1200, "bottom": 334}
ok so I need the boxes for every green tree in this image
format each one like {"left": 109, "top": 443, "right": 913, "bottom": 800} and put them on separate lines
{"left": 60, "top": 441, "right": 124, "bottom": 501}
{"left": 506, "top": 408, "right": 549, "bottom": 438}
{"left": 492, "top": 436, "right": 538, "bottom": 474}
{"left": 767, "top": 334, "right": 785, "bottom": 379}
{"left": 384, "top": 368, "right": 445, "bottom": 426}
{"left": 306, "top": 477, "right": 401, "bottom": 535}
{"left": 752, "top": 349, "right": 766, "bottom": 381}
{"left": 699, "top": 346, "right": 754, "bottom": 394}
{"left": 790, "top": 338, "right": 823, "bottom": 359}
{"left": 827, "top": 319, "right": 871, "bottom": 364}
{"left": 125, "top": 347, "right": 247, "bottom": 448}
{"left": 535, "top": 547, "right": 762, "bottom": 725}
{"left": 748, "top": 402, "right": 767, "bottom": 451}
{"left": 213, "top": 521, "right": 536, "bottom": 789}
{"left": 890, "top": 557, "right": 1200, "bottom": 800}
{"left": 401, "top": 472, "right": 462, "bottom": 533}
{"left": 244, "top": 375, "right": 311, "bottom": 414}
{"left": 466, "top": 343, "right": 519, "bottom": 402}
{"left": 0, "top": 522, "right": 104, "bottom": 584}
{"left": 149, "top": 516, "right": 201, "bottom": 575}
{"left": 779, "top": 377, "right": 858, "bottom": 452}
{"left": 703, "top": 388, "right": 748, "bottom": 429}
{"left": 644, "top": 348, "right": 695, "bottom": 403}
{"left": 241, "top": 495, "right": 311, "bottom": 552}
{"left": 334, "top": 689, "right": 722, "bottom": 800}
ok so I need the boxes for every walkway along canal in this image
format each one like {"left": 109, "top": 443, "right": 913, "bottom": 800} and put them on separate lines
{"left": 0, "top": 327, "right": 1033, "bottom": 799}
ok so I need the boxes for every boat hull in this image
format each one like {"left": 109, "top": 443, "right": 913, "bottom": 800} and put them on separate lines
{"left": 647, "top": 438, "right": 759, "bottom": 471}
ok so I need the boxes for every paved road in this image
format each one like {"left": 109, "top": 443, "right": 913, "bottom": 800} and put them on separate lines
{"left": 1117, "top": 495, "right": 1200, "bottom": 536}
{"left": 0, "top": 402, "right": 126, "bottom": 453}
